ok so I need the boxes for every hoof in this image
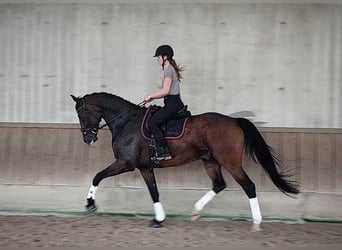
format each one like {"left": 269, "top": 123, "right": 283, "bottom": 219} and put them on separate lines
{"left": 149, "top": 219, "right": 163, "bottom": 228}
{"left": 85, "top": 204, "right": 97, "bottom": 216}
{"left": 85, "top": 199, "right": 97, "bottom": 216}
{"left": 251, "top": 223, "right": 262, "bottom": 232}
{"left": 191, "top": 210, "right": 201, "bottom": 221}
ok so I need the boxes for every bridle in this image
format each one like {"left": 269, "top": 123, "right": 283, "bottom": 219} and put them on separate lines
{"left": 77, "top": 98, "right": 146, "bottom": 137}
{"left": 76, "top": 98, "right": 101, "bottom": 137}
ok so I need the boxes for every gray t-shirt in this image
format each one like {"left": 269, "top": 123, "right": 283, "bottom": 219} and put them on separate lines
{"left": 163, "top": 65, "right": 180, "bottom": 95}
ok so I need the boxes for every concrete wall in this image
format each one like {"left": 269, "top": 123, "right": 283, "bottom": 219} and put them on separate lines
{"left": 0, "top": 1, "right": 341, "bottom": 127}
{"left": 0, "top": 123, "right": 341, "bottom": 221}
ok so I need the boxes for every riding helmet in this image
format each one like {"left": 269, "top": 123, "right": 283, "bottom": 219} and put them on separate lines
{"left": 153, "top": 45, "right": 174, "bottom": 59}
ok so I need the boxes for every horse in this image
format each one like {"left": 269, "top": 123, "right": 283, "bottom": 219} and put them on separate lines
{"left": 71, "top": 92, "right": 299, "bottom": 230}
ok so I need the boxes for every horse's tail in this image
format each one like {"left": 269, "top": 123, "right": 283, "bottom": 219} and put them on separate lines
{"left": 236, "top": 118, "right": 300, "bottom": 195}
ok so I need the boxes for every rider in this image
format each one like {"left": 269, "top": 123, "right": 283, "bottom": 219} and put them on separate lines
{"left": 144, "top": 45, "right": 185, "bottom": 161}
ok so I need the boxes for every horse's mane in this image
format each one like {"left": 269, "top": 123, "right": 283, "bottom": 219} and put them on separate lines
{"left": 82, "top": 92, "right": 138, "bottom": 110}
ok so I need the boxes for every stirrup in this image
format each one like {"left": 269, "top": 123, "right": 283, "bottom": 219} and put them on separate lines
{"left": 155, "top": 154, "right": 172, "bottom": 161}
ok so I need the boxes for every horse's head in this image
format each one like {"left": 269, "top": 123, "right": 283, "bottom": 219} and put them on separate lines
{"left": 71, "top": 95, "right": 103, "bottom": 145}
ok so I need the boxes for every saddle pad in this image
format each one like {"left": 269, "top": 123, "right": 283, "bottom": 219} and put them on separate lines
{"left": 140, "top": 106, "right": 189, "bottom": 140}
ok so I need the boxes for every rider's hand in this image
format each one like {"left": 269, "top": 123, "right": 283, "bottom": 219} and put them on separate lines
{"left": 144, "top": 95, "right": 152, "bottom": 102}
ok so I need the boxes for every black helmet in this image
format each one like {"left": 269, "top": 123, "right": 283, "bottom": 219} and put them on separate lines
{"left": 153, "top": 45, "right": 174, "bottom": 59}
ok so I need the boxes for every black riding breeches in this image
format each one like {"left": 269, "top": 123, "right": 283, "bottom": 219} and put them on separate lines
{"left": 148, "top": 95, "right": 184, "bottom": 147}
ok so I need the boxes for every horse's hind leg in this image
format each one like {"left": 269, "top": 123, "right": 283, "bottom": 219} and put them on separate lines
{"left": 227, "top": 166, "right": 262, "bottom": 231}
{"left": 192, "top": 154, "right": 226, "bottom": 221}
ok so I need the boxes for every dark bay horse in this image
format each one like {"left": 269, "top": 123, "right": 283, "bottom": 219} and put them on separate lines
{"left": 71, "top": 92, "right": 299, "bottom": 229}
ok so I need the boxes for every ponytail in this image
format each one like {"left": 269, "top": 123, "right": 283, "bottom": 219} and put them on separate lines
{"left": 170, "top": 59, "right": 184, "bottom": 82}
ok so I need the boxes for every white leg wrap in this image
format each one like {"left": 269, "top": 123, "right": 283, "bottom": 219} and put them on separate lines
{"left": 194, "top": 190, "right": 216, "bottom": 211}
{"left": 153, "top": 202, "right": 166, "bottom": 222}
{"left": 249, "top": 197, "right": 262, "bottom": 224}
{"left": 86, "top": 185, "right": 98, "bottom": 200}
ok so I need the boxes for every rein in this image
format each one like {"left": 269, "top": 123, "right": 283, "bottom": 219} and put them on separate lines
{"left": 98, "top": 101, "right": 146, "bottom": 130}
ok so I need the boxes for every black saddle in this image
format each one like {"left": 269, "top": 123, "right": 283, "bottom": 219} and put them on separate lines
{"left": 140, "top": 105, "right": 191, "bottom": 140}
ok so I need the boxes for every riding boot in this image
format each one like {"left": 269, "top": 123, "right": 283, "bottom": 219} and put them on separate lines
{"left": 154, "top": 138, "right": 172, "bottom": 161}
{"left": 156, "top": 146, "right": 172, "bottom": 161}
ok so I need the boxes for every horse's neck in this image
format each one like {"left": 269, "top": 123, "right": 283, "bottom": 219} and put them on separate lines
{"left": 101, "top": 97, "right": 136, "bottom": 121}
{"left": 107, "top": 109, "right": 140, "bottom": 140}
{"left": 103, "top": 99, "right": 141, "bottom": 140}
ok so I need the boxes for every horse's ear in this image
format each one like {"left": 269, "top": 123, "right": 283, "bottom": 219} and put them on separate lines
{"left": 71, "top": 95, "right": 79, "bottom": 103}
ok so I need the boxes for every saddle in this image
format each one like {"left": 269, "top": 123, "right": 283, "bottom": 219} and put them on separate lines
{"left": 140, "top": 105, "right": 191, "bottom": 141}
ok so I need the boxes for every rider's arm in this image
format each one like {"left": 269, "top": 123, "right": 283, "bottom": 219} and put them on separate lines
{"left": 144, "top": 77, "right": 171, "bottom": 102}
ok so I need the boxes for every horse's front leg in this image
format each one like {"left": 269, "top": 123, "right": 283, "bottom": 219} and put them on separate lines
{"left": 139, "top": 167, "right": 166, "bottom": 228}
{"left": 85, "top": 160, "right": 134, "bottom": 215}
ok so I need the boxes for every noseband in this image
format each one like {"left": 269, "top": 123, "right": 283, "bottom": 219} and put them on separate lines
{"left": 81, "top": 127, "right": 98, "bottom": 136}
